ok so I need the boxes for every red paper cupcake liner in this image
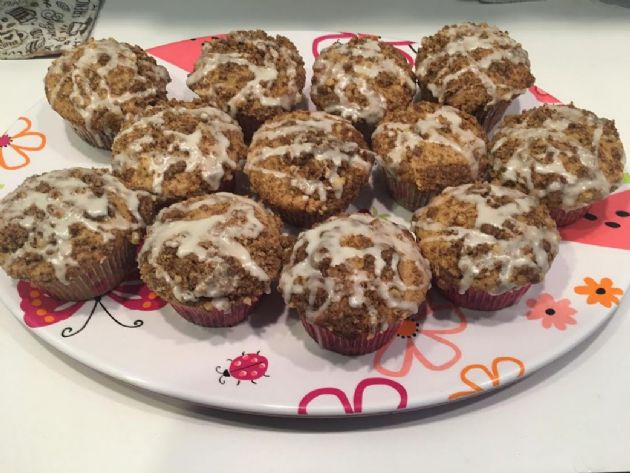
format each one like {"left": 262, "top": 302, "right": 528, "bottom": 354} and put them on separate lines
{"left": 384, "top": 171, "right": 437, "bottom": 211}
{"left": 171, "top": 296, "right": 260, "bottom": 327}
{"left": 301, "top": 317, "right": 402, "bottom": 356}
{"left": 70, "top": 123, "right": 115, "bottom": 150}
{"left": 37, "top": 240, "right": 136, "bottom": 301}
{"left": 549, "top": 205, "right": 590, "bottom": 227}
{"left": 440, "top": 284, "right": 531, "bottom": 311}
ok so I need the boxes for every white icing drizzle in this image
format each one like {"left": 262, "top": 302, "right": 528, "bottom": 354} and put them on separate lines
{"left": 373, "top": 105, "right": 486, "bottom": 176}
{"left": 140, "top": 193, "right": 271, "bottom": 307}
{"left": 0, "top": 168, "right": 148, "bottom": 284}
{"left": 491, "top": 105, "right": 619, "bottom": 209}
{"left": 279, "top": 213, "right": 431, "bottom": 329}
{"left": 47, "top": 38, "right": 169, "bottom": 144}
{"left": 186, "top": 32, "right": 303, "bottom": 117}
{"left": 245, "top": 112, "right": 373, "bottom": 201}
{"left": 112, "top": 105, "right": 242, "bottom": 194}
{"left": 416, "top": 23, "right": 530, "bottom": 106}
{"left": 312, "top": 38, "right": 415, "bottom": 125}
{"left": 413, "top": 184, "right": 559, "bottom": 294}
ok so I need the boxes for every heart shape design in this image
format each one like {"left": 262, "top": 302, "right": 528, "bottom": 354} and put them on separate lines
{"left": 448, "top": 356, "right": 525, "bottom": 401}
{"left": 297, "top": 377, "right": 407, "bottom": 415}
{"left": 311, "top": 32, "right": 415, "bottom": 64}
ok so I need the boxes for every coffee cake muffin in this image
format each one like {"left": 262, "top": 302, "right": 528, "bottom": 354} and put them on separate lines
{"left": 45, "top": 38, "right": 170, "bottom": 149}
{"left": 245, "top": 110, "right": 375, "bottom": 227}
{"left": 0, "top": 168, "right": 154, "bottom": 300}
{"left": 490, "top": 104, "right": 626, "bottom": 226}
{"left": 311, "top": 37, "right": 415, "bottom": 138}
{"left": 372, "top": 101, "right": 488, "bottom": 210}
{"left": 186, "top": 30, "right": 306, "bottom": 140}
{"left": 412, "top": 183, "right": 559, "bottom": 310}
{"left": 415, "top": 22, "right": 534, "bottom": 132}
{"left": 138, "top": 193, "right": 287, "bottom": 327}
{"left": 112, "top": 100, "right": 246, "bottom": 205}
{"left": 280, "top": 213, "right": 431, "bottom": 355}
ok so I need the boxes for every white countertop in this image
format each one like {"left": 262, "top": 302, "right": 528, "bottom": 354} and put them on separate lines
{"left": 1, "top": 1, "right": 630, "bottom": 472}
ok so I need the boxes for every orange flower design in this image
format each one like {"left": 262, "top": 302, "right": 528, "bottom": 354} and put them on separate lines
{"left": 574, "top": 277, "right": 623, "bottom": 308}
{"left": 448, "top": 356, "right": 526, "bottom": 401}
{"left": 0, "top": 117, "right": 47, "bottom": 171}
{"left": 373, "top": 295, "right": 467, "bottom": 377}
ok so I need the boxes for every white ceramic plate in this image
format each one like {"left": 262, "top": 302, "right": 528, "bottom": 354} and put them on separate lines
{"left": 1, "top": 31, "right": 629, "bottom": 417}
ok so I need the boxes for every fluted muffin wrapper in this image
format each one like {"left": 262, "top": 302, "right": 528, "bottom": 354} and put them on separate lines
{"left": 440, "top": 284, "right": 531, "bottom": 311}
{"left": 36, "top": 240, "right": 136, "bottom": 301}
{"left": 171, "top": 296, "right": 260, "bottom": 327}
{"left": 384, "top": 171, "right": 438, "bottom": 211}
{"left": 70, "top": 123, "right": 115, "bottom": 150}
{"left": 549, "top": 205, "right": 590, "bottom": 227}
{"left": 301, "top": 317, "right": 402, "bottom": 356}
{"left": 272, "top": 205, "right": 330, "bottom": 228}
{"left": 478, "top": 100, "right": 511, "bottom": 133}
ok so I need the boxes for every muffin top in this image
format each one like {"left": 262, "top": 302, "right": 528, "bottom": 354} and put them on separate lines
{"left": 490, "top": 104, "right": 626, "bottom": 210}
{"left": 138, "top": 193, "right": 286, "bottom": 310}
{"left": 245, "top": 110, "right": 374, "bottom": 220}
{"left": 412, "top": 183, "right": 559, "bottom": 294}
{"left": 372, "top": 101, "right": 488, "bottom": 190}
{"left": 311, "top": 37, "right": 415, "bottom": 126}
{"left": 45, "top": 38, "right": 170, "bottom": 138}
{"left": 186, "top": 30, "right": 306, "bottom": 122}
{"left": 0, "top": 168, "right": 153, "bottom": 286}
{"left": 280, "top": 213, "right": 431, "bottom": 338}
{"left": 112, "top": 100, "right": 246, "bottom": 203}
{"left": 415, "top": 22, "right": 534, "bottom": 114}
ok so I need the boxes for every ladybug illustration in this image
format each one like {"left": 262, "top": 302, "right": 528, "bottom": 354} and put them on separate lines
{"left": 560, "top": 189, "right": 630, "bottom": 250}
{"left": 216, "top": 351, "right": 269, "bottom": 385}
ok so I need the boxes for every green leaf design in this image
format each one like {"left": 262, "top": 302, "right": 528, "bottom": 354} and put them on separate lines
{"left": 624, "top": 172, "right": 630, "bottom": 184}
{"left": 371, "top": 207, "right": 390, "bottom": 220}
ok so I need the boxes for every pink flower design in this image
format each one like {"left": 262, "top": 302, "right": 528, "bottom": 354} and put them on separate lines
{"left": 526, "top": 293, "right": 578, "bottom": 330}
{"left": 298, "top": 377, "right": 407, "bottom": 415}
{"left": 373, "top": 294, "right": 467, "bottom": 377}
